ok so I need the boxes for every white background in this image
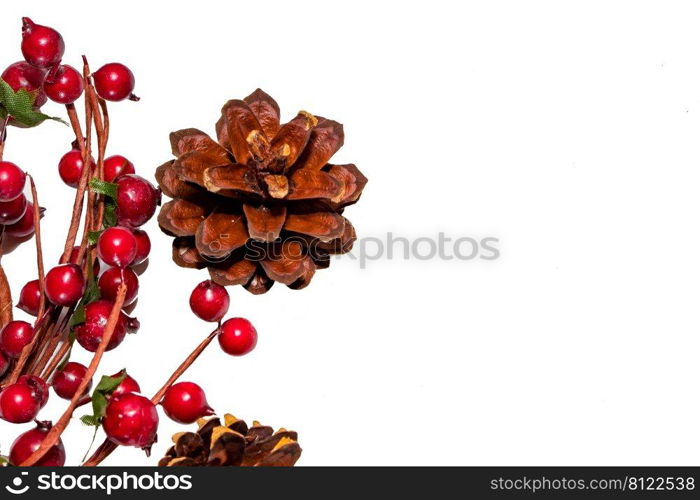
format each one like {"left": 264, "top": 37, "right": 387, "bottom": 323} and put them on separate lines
{"left": 1, "top": 0, "right": 699, "bottom": 465}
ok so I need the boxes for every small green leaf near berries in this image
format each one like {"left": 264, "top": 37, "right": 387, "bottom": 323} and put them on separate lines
{"left": 89, "top": 178, "right": 118, "bottom": 199}
{"left": 80, "top": 415, "right": 101, "bottom": 427}
{"left": 0, "top": 78, "right": 67, "bottom": 128}
{"left": 81, "top": 372, "right": 128, "bottom": 427}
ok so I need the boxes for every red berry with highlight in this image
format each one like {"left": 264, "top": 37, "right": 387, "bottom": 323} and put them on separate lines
{"left": 52, "top": 361, "right": 91, "bottom": 400}
{"left": 0, "top": 383, "right": 40, "bottom": 423}
{"left": 4, "top": 202, "right": 36, "bottom": 238}
{"left": 0, "top": 194, "right": 27, "bottom": 225}
{"left": 74, "top": 300, "right": 139, "bottom": 352}
{"left": 109, "top": 370, "right": 141, "bottom": 398}
{"left": 98, "top": 226, "right": 137, "bottom": 267}
{"left": 161, "top": 381, "right": 214, "bottom": 424}
{"left": 115, "top": 175, "right": 160, "bottom": 228}
{"left": 45, "top": 264, "right": 85, "bottom": 306}
{"left": 0, "top": 161, "right": 26, "bottom": 202}
{"left": 10, "top": 421, "right": 65, "bottom": 466}
{"left": 93, "top": 63, "right": 136, "bottom": 102}
{"left": 1, "top": 61, "right": 47, "bottom": 107}
{"left": 58, "top": 150, "right": 94, "bottom": 188}
{"left": 98, "top": 267, "right": 139, "bottom": 306}
{"left": 131, "top": 229, "right": 151, "bottom": 265}
{"left": 218, "top": 318, "right": 258, "bottom": 356}
{"left": 103, "top": 155, "right": 135, "bottom": 182}
{"left": 0, "top": 320, "right": 34, "bottom": 358}
{"left": 17, "top": 279, "right": 42, "bottom": 316}
{"left": 190, "top": 280, "right": 230, "bottom": 323}
{"left": 18, "top": 375, "right": 49, "bottom": 408}
{"left": 103, "top": 393, "right": 158, "bottom": 449}
{"left": 44, "top": 64, "right": 84, "bottom": 104}
{"left": 21, "top": 17, "right": 65, "bottom": 69}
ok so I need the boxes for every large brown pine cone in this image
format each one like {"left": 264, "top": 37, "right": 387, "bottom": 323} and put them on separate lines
{"left": 156, "top": 89, "right": 367, "bottom": 294}
{"left": 158, "top": 414, "right": 302, "bottom": 467}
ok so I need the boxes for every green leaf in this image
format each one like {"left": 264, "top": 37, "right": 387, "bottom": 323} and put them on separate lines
{"left": 89, "top": 178, "right": 118, "bottom": 199}
{"left": 88, "top": 230, "right": 103, "bottom": 246}
{"left": 69, "top": 304, "right": 86, "bottom": 327}
{"left": 68, "top": 255, "right": 101, "bottom": 328}
{"left": 80, "top": 415, "right": 101, "bottom": 427}
{"left": 103, "top": 198, "right": 117, "bottom": 228}
{"left": 94, "top": 372, "right": 127, "bottom": 394}
{"left": 0, "top": 79, "right": 67, "bottom": 128}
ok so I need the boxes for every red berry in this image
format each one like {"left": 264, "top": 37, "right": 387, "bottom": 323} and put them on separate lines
{"left": 74, "top": 300, "right": 139, "bottom": 352}
{"left": 103, "top": 155, "right": 135, "bottom": 182}
{"left": 58, "top": 150, "right": 95, "bottom": 188}
{"left": 17, "top": 279, "right": 42, "bottom": 316}
{"left": 190, "top": 280, "right": 230, "bottom": 323}
{"left": 161, "top": 381, "right": 214, "bottom": 424}
{"left": 98, "top": 267, "right": 139, "bottom": 306}
{"left": 21, "top": 18, "right": 65, "bottom": 69}
{"left": 0, "top": 194, "right": 27, "bottom": 225}
{"left": 98, "top": 226, "right": 137, "bottom": 268}
{"left": 45, "top": 264, "right": 85, "bottom": 306}
{"left": 52, "top": 361, "right": 91, "bottom": 400}
{"left": 132, "top": 229, "right": 151, "bottom": 265}
{"left": 0, "top": 161, "right": 26, "bottom": 202}
{"left": 67, "top": 245, "right": 101, "bottom": 277}
{"left": 0, "top": 383, "right": 40, "bottom": 423}
{"left": 103, "top": 393, "right": 158, "bottom": 449}
{"left": 218, "top": 318, "right": 257, "bottom": 356}
{"left": 44, "top": 64, "right": 84, "bottom": 104}
{"left": 10, "top": 421, "right": 65, "bottom": 466}
{"left": 4, "top": 201, "right": 36, "bottom": 238}
{"left": 115, "top": 175, "right": 160, "bottom": 228}
{"left": 109, "top": 370, "right": 141, "bottom": 398}
{"left": 93, "top": 63, "right": 136, "bottom": 102}
{"left": 0, "top": 320, "right": 34, "bottom": 358}
{"left": 18, "top": 375, "right": 49, "bottom": 408}
{"left": 1, "top": 61, "right": 47, "bottom": 107}
{"left": 0, "top": 351, "right": 9, "bottom": 378}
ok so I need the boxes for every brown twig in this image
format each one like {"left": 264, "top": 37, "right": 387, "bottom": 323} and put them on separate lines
{"left": 0, "top": 228, "right": 12, "bottom": 328}
{"left": 0, "top": 114, "right": 10, "bottom": 161}
{"left": 5, "top": 309, "right": 52, "bottom": 385}
{"left": 20, "top": 284, "right": 127, "bottom": 466}
{"left": 28, "top": 176, "right": 47, "bottom": 319}
{"left": 83, "top": 328, "right": 220, "bottom": 466}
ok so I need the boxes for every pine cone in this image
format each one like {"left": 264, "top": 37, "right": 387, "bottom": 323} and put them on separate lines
{"left": 158, "top": 414, "right": 301, "bottom": 467}
{"left": 156, "top": 89, "right": 367, "bottom": 294}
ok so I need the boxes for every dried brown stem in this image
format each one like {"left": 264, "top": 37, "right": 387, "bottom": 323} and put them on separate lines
{"left": 28, "top": 176, "right": 46, "bottom": 319}
{"left": 41, "top": 339, "right": 71, "bottom": 381}
{"left": 0, "top": 228, "right": 12, "bottom": 328}
{"left": 5, "top": 309, "right": 52, "bottom": 385}
{"left": 0, "top": 114, "right": 10, "bottom": 161}
{"left": 83, "top": 328, "right": 220, "bottom": 466}
{"left": 20, "top": 284, "right": 126, "bottom": 466}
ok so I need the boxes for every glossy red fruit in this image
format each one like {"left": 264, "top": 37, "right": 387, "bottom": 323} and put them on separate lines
{"left": 18, "top": 375, "right": 49, "bottom": 408}
{"left": 97, "top": 226, "right": 137, "bottom": 268}
{"left": 0, "top": 351, "right": 9, "bottom": 378}
{"left": 161, "top": 381, "right": 214, "bottom": 424}
{"left": 93, "top": 63, "right": 136, "bottom": 102}
{"left": 103, "top": 155, "right": 135, "bottom": 182}
{"left": 103, "top": 393, "right": 158, "bottom": 449}
{"left": 0, "top": 194, "right": 27, "bottom": 225}
{"left": 4, "top": 201, "right": 36, "bottom": 238}
{"left": 0, "top": 383, "right": 40, "bottom": 423}
{"left": 68, "top": 245, "right": 100, "bottom": 278}
{"left": 58, "top": 150, "right": 94, "bottom": 188}
{"left": 52, "top": 361, "right": 91, "bottom": 400}
{"left": 10, "top": 421, "right": 66, "bottom": 466}
{"left": 218, "top": 318, "right": 258, "bottom": 356}
{"left": 0, "top": 320, "right": 34, "bottom": 358}
{"left": 131, "top": 229, "right": 151, "bottom": 265}
{"left": 0, "top": 161, "right": 26, "bottom": 202}
{"left": 109, "top": 370, "right": 141, "bottom": 398}
{"left": 98, "top": 267, "right": 139, "bottom": 306}
{"left": 190, "top": 280, "right": 230, "bottom": 323}
{"left": 17, "top": 279, "right": 42, "bottom": 316}
{"left": 44, "top": 64, "right": 84, "bottom": 104}
{"left": 45, "top": 264, "right": 85, "bottom": 306}
{"left": 74, "top": 300, "right": 139, "bottom": 352}
{"left": 1, "top": 61, "right": 47, "bottom": 107}
{"left": 21, "top": 17, "right": 65, "bottom": 69}
{"left": 115, "top": 175, "right": 160, "bottom": 228}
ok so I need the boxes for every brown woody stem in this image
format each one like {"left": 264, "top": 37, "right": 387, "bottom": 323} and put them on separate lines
{"left": 82, "top": 328, "right": 220, "bottom": 466}
{"left": 20, "top": 285, "right": 127, "bottom": 466}
{"left": 0, "top": 114, "right": 9, "bottom": 161}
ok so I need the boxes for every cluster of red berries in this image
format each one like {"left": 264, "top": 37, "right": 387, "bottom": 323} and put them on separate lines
{"left": 0, "top": 161, "right": 34, "bottom": 244}
{"left": 1, "top": 18, "right": 137, "bottom": 112}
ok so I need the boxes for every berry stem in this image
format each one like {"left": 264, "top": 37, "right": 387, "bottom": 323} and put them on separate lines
{"left": 29, "top": 176, "right": 46, "bottom": 320}
{"left": 0, "top": 114, "right": 10, "bottom": 161}
{"left": 0, "top": 228, "right": 12, "bottom": 329}
{"left": 82, "top": 327, "right": 220, "bottom": 466}
{"left": 20, "top": 284, "right": 127, "bottom": 466}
